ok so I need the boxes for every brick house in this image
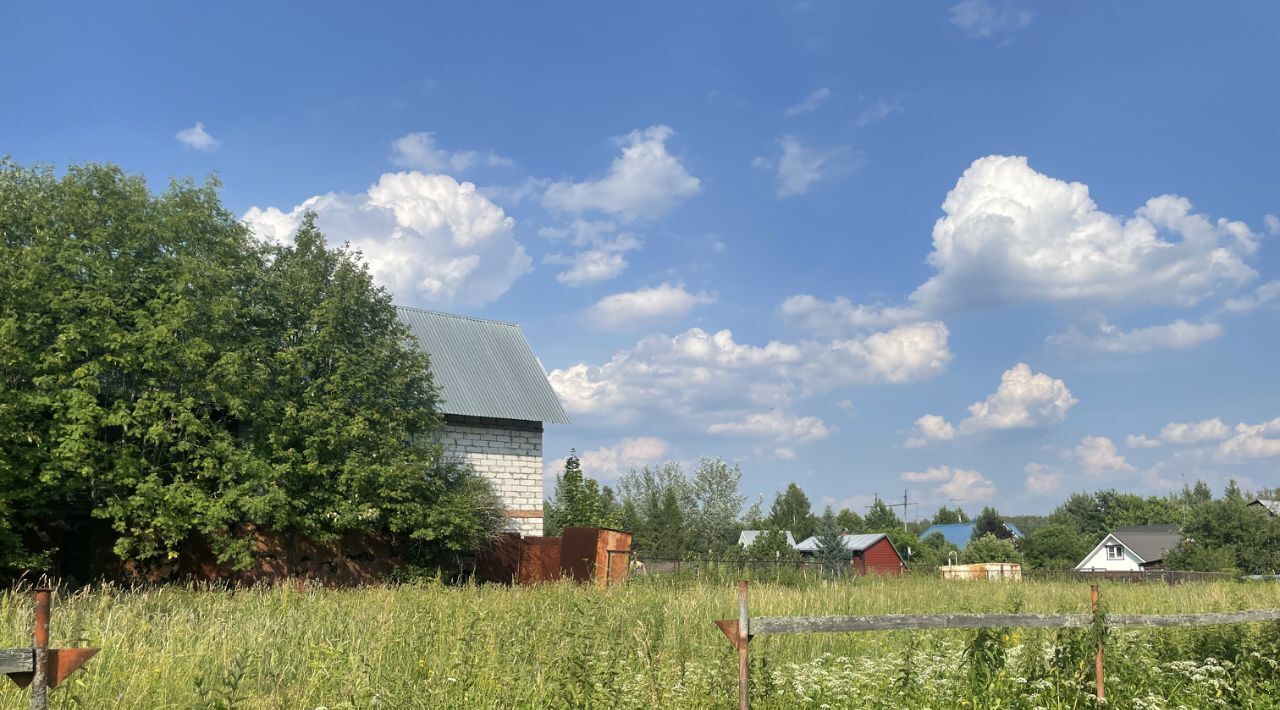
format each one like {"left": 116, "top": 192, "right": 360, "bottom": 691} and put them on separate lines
{"left": 397, "top": 307, "right": 569, "bottom": 536}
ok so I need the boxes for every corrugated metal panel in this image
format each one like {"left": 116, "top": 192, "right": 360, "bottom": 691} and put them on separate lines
{"left": 1112, "top": 525, "right": 1182, "bottom": 562}
{"left": 841, "top": 533, "right": 888, "bottom": 552}
{"left": 919, "top": 522, "right": 1024, "bottom": 549}
{"left": 396, "top": 307, "right": 570, "bottom": 424}
{"left": 737, "top": 530, "right": 798, "bottom": 548}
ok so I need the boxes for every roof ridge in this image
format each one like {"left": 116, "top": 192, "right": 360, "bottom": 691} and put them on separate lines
{"left": 395, "top": 305, "right": 520, "bottom": 328}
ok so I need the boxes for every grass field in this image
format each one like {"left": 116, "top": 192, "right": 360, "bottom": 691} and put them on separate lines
{"left": 3, "top": 576, "right": 1279, "bottom": 709}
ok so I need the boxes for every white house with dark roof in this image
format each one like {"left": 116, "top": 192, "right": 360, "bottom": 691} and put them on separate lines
{"left": 396, "top": 307, "right": 569, "bottom": 536}
{"left": 1075, "top": 524, "right": 1183, "bottom": 572}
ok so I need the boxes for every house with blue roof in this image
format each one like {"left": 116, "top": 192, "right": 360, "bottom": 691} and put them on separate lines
{"left": 918, "top": 521, "right": 1023, "bottom": 549}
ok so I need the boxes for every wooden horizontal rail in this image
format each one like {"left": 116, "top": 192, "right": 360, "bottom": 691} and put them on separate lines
{"left": 1109, "top": 609, "right": 1280, "bottom": 627}
{"left": 742, "top": 607, "right": 1280, "bottom": 636}
{"left": 0, "top": 648, "right": 33, "bottom": 674}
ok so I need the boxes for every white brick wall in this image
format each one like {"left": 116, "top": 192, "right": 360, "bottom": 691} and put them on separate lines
{"left": 438, "top": 422, "right": 544, "bottom": 536}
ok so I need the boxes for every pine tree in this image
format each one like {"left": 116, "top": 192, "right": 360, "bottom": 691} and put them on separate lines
{"left": 814, "top": 506, "right": 848, "bottom": 571}
{"left": 971, "top": 506, "right": 1013, "bottom": 540}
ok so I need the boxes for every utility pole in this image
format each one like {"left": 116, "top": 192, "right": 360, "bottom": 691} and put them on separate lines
{"left": 866, "top": 490, "right": 918, "bottom": 531}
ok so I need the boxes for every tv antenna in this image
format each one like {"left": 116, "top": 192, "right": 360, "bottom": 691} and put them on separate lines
{"left": 867, "top": 490, "right": 919, "bottom": 531}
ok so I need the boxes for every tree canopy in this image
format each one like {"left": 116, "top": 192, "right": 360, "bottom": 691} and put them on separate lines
{"left": 767, "top": 482, "right": 817, "bottom": 541}
{"left": 0, "top": 160, "right": 501, "bottom": 573}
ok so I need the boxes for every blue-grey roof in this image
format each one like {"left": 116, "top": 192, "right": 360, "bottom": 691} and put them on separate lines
{"left": 795, "top": 533, "right": 891, "bottom": 553}
{"left": 919, "top": 522, "right": 1023, "bottom": 549}
{"left": 1250, "top": 499, "right": 1280, "bottom": 516}
{"left": 738, "top": 530, "right": 797, "bottom": 548}
{"left": 396, "top": 307, "right": 570, "bottom": 424}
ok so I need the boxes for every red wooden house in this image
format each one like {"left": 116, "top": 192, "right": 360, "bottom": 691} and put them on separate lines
{"left": 844, "top": 533, "right": 905, "bottom": 576}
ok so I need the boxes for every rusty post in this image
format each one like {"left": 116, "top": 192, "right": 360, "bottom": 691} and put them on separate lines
{"left": 31, "top": 588, "right": 50, "bottom": 710}
{"left": 737, "top": 580, "right": 749, "bottom": 710}
{"left": 1091, "top": 584, "right": 1104, "bottom": 703}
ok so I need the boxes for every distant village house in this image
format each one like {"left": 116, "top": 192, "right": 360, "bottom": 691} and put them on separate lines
{"left": 1075, "top": 524, "right": 1182, "bottom": 572}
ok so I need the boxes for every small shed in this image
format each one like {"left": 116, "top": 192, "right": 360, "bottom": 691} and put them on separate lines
{"left": 1249, "top": 499, "right": 1280, "bottom": 516}
{"left": 794, "top": 533, "right": 904, "bottom": 576}
{"left": 737, "top": 530, "right": 798, "bottom": 548}
{"left": 1075, "top": 524, "right": 1182, "bottom": 572}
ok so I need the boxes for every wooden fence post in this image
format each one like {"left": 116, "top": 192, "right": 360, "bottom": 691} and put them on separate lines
{"left": 1091, "top": 584, "right": 1104, "bottom": 703}
{"left": 30, "top": 589, "right": 49, "bottom": 710}
{"left": 738, "top": 580, "right": 750, "bottom": 710}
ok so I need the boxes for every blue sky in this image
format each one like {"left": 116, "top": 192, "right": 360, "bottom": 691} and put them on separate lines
{"left": 5, "top": 1, "right": 1279, "bottom": 517}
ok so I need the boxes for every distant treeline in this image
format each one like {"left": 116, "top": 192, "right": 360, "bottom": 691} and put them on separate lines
{"left": 547, "top": 453, "right": 1280, "bottom": 575}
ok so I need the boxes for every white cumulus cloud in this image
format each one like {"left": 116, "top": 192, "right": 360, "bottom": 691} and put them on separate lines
{"left": 1217, "top": 418, "right": 1280, "bottom": 461}
{"left": 242, "top": 172, "right": 530, "bottom": 308}
{"left": 782, "top": 156, "right": 1261, "bottom": 333}
{"left": 545, "top": 437, "right": 671, "bottom": 481}
{"left": 543, "top": 125, "right": 700, "bottom": 221}
{"left": 541, "top": 220, "right": 642, "bottom": 287}
{"left": 707, "top": 411, "right": 831, "bottom": 442}
{"left": 1161, "top": 417, "right": 1232, "bottom": 444}
{"left": 902, "top": 466, "right": 995, "bottom": 503}
{"left": 587, "top": 283, "right": 715, "bottom": 330}
{"left": 547, "top": 322, "right": 952, "bottom": 434}
{"left": 1024, "top": 462, "right": 1064, "bottom": 494}
{"left": 906, "top": 363, "right": 1075, "bottom": 445}
{"left": 1076, "top": 436, "right": 1134, "bottom": 474}
{"left": 1126, "top": 434, "right": 1162, "bottom": 449}
{"left": 175, "top": 122, "right": 220, "bottom": 152}
{"left": 391, "top": 132, "right": 514, "bottom": 173}
{"left": 1047, "top": 314, "right": 1223, "bottom": 354}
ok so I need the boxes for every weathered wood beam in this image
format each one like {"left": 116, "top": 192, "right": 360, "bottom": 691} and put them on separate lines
{"left": 1110, "top": 609, "right": 1280, "bottom": 627}
{"left": 0, "top": 648, "right": 33, "bottom": 674}
{"left": 749, "top": 613, "right": 1093, "bottom": 635}
{"left": 738, "top": 608, "right": 1280, "bottom": 636}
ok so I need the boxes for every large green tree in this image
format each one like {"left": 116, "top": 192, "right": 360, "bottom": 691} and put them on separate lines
{"left": 0, "top": 161, "right": 501, "bottom": 572}
{"left": 767, "top": 482, "right": 817, "bottom": 540}
{"left": 544, "top": 450, "right": 619, "bottom": 536}
{"left": 864, "top": 499, "right": 901, "bottom": 532}
{"left": 689, "top": 457, "right": 746, "bottom": 553}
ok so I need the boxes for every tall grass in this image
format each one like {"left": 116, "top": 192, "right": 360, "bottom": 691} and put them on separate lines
{"left": 2, "top": 576, "right": 1278, "bottom": 708}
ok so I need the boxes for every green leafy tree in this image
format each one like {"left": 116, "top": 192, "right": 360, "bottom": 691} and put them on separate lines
{"left": 835, "top": 507, "right": 864, "bottom": 534}
{"left": 544, "top": 450, "right": 619, "bottom": 536}
{"left": 963, "top": 533, "right": 1023, "bottom": 564}
{"left": 1165, "top": 482, "right": 1280, "bottom": 574}
{"left": 912, "top": 532, "right": 960, "bottom": 572}
{"left": 740, "top": 495, "right": 766, "bottom": 531}
{"left": 1019, "top": 524, "right": 1093, "bottom": 570}
{"left": 0, "top": 161, "right": 501, "bottom": 572}
{"left": 616, "top": 462, "right": 693, "bottom": 552}
{"left": 689, "top": 457, "right": 746, "bottom": 553}
{"left": 971, "top": 507, "right": 1014, "bottom": 541}
{"left": 864, "top": 499, "right": 901, "bottom": 532}
{"left": 932, "top": 506, "right": 970, "bottom": 525}
{"left": 767, "top": 482, "right": 817, "bottom": 540}
{"left": 744, "top": 529, "right": 800, "bottom": 561}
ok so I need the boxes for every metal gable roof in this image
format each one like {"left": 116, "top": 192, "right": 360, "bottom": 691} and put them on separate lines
{"left": 793, "top": 533, "right": 890, "bottom": 553}
{"left": 1110, "top": 524, "right": 1182, "bottom": 563}
{"left": 919, "top": 522, "right": 1024, "bottom": 549}
{"left": 396, "top": 307, "right": 570, "bottom": 424}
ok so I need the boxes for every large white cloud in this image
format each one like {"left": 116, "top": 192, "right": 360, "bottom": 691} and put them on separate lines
{"left": 1161, "top": 417, "right": 1232, "bottom": 444}
{"left": 543, "top": 125, "right": 700, "bottom": 220}
{"left": 547, "top": 322, "right": 952, "bottom": 436}
{"left": 587, "top": 283, "right": 716, "bottom": 330}
{"left": 906, "top": 363, "right": 1075, "bottom": 445}
{"left": 243, "top": 172, "right": 531, "bottom": 308}
{"left": 783, "top": 156, "right": 1260, "bottom": 334}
